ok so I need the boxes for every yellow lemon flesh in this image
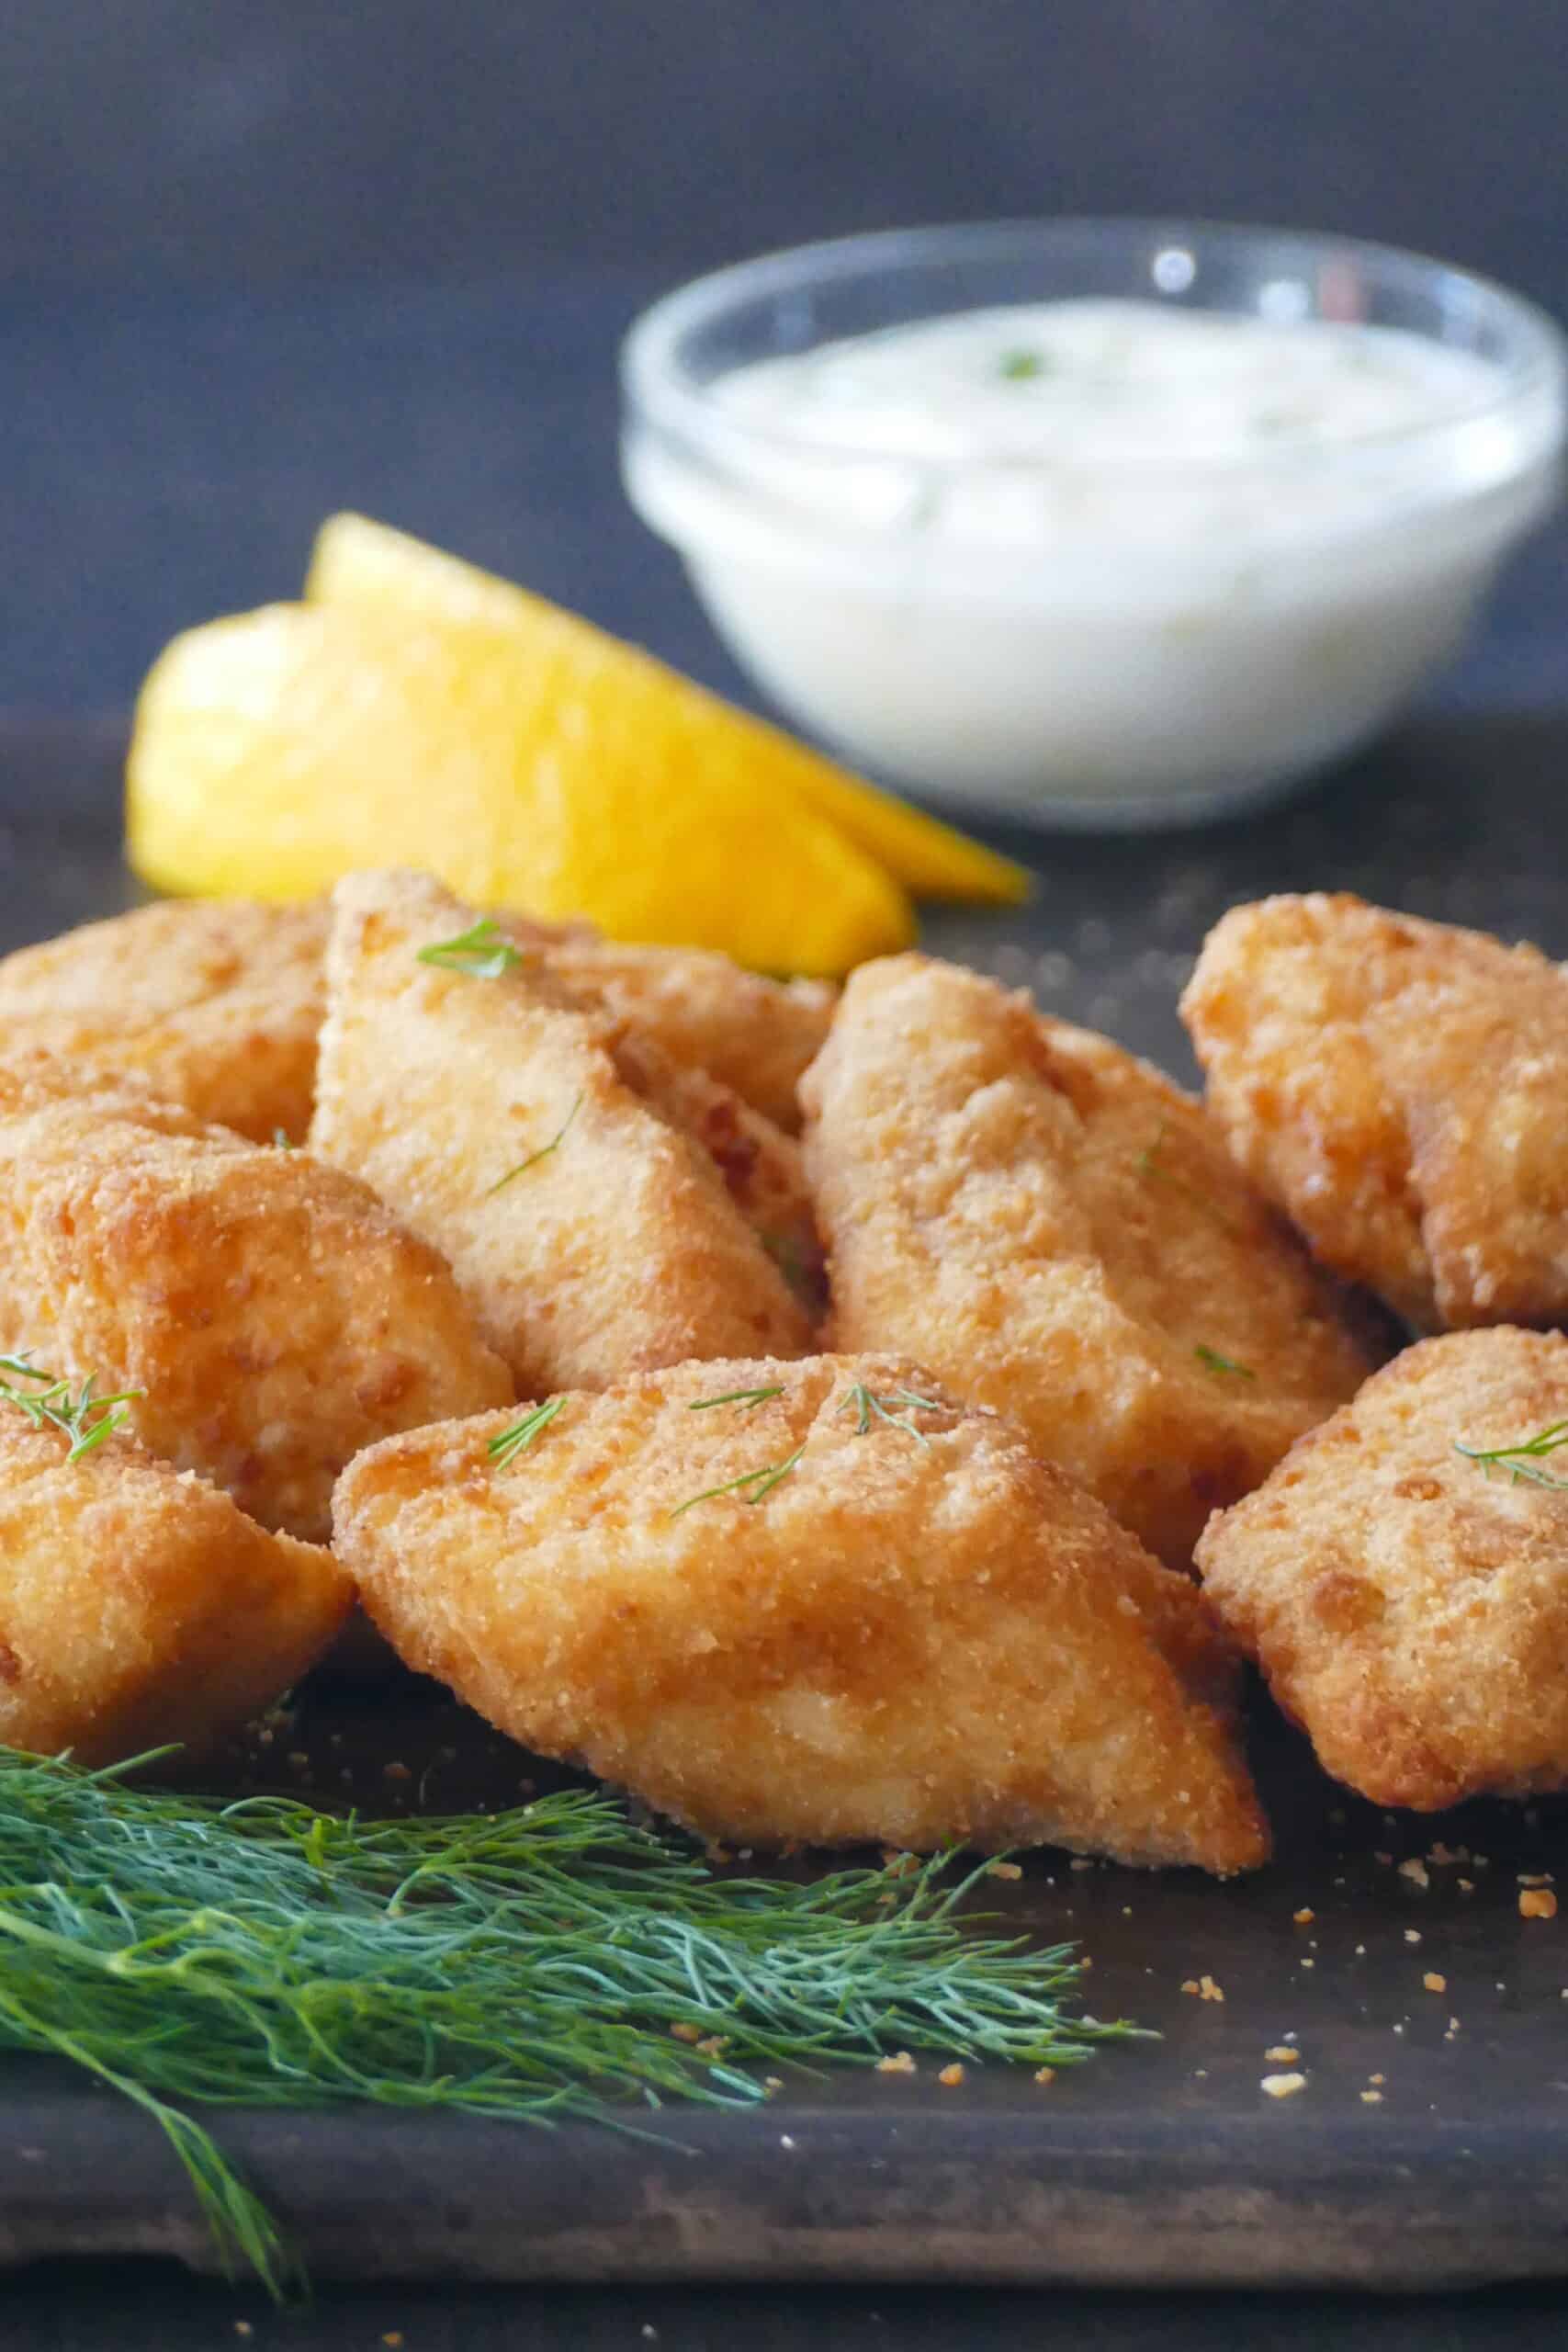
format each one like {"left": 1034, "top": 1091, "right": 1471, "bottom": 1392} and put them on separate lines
{"left": 126, "top": 603, "right": 914, "bottom": 977}
{"left": 306, "top": 511, "right": 1031, "bottom": 908}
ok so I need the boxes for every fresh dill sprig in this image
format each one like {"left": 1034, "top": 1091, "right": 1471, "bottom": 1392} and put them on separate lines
{"left": 416, "top": 919, "right": 523, "bottom": 979}
{"left": 1193, "top": 1345, "right": 1256, "bottom": 1381}
{"left": 488, "top": 1395, "right": 567, "bottom": 1468}
{"left": 687, "top": 1385, "right": 786, "bottom": 1412}
{"left": 1455, "top": 1419, "right": 1568, "bottom": 1490}
{"left": 840, "top": 1383, "right": 944, "bottom": 1445}
{"left": 0, "top": 1356, "right": 142, "bottom": 1462}
{"left": 669, "top": 1444, "right": 806, "bottom": 1518}
{"left": 0, "top": 1750, "right": 1133, "bottom": 2296}
{"left": 489, "top": 1095, "right": 582, "bottom": 1195}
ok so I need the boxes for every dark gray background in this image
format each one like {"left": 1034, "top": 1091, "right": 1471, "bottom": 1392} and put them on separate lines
{"left": 2, "top": 0, "right": 1567, "bottom": 718}
{"left": 2, "top": 1, "right": 1562, "bottom": 297}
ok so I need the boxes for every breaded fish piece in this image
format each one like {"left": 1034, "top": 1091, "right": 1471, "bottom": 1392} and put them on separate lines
{"left": 0, "top": 897, "right": 328, "bottom": 1142}
{"left": 310, "top": 872, "right": 812, "bottom": 1391}
{"left": 0, "top": 1411, "right": 349, "bottom": 1765}
{"left": 598, "top": 1034, "right": 824, "bottom": 1317}
{"left": 0, "top": 1057, "right": 513, "bottom": 1541}
{"left": 334, "top": 1353, "right": 1268, "bottom": 1871}
{"left": 1197, "top": 1327, "right": 1568, "bottom": 1810}
{"left": 507, "top": 922, "right": 834, "bottom": 1132}
{"left": 1182, "top": 892, "right": 1568, "bottom": 1331}
{"left": 468, "top": 924, "right": 824, "bottom": 1304}
{"left": 800, "top": 955, "right": 1374, "bottom": 1567}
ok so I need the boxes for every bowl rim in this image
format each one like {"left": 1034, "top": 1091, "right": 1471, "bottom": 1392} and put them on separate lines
{"left": 621, "top": 214, "right": 1568, "bottom": 480}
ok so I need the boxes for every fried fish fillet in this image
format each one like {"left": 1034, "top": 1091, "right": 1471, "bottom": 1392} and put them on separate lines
{"left": 604, "top": 1034, "right": 825, "bottom": 1316}
{"left": 490, "top": 935, "right": 822, "bottom": 1310}
{"left": 333, "top": 1353, "right": 1268, "bottom": 1871}
{"left": 310, "top": 872, "right": 812, "bottom": 1391}
{"left": 800, "top": 956, "right": 1374, "bottom": 1568}
{"left": 1181, "top": 892, "right": 1568, "bottom": 1331}
{"left": 0, "top": 897, "right": 328, "bottom": 1142}
{"left": 508, "top": 922, "right": 834, "bottom": 1132}
{"left": 0, "top": 1056, "right": 512, "bottom": 1541}
{"left": 1197, "top": 1327, "right": 1568, "bottom": 1810}
{"left": 0, "top": 1412, "right": 349, "bottom": 1764}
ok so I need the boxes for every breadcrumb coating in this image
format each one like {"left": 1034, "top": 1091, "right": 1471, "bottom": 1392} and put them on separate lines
{"left": 1197, "top": 1327, "right": 1568, "bottom": 1809}
{"left": 334, "top": 1353, "right": 1268, "bottom": 1872}
{"left": 557, "top": 1018, "right": 823, "bottom": 1319}
{"left": 801, "top": 954, "right": 1372, "bottom": 1566}
{"left": 0, "top": 1055, "right": 512, "bottom": 1540}
{"left": 1182, "top": 892, "right": 1568, "bottom": 1329}
{"left": 0, "top": 897, "right": 328, "bottom": 1142}
{"left": 310, "top": 871, "right": 812, "bottom": 1391}
{"left": 0, "top": 1412, "right": 349, "bottom": 1763}
{"left": 507, "top": 921, "right": 834, "bottom": 1132}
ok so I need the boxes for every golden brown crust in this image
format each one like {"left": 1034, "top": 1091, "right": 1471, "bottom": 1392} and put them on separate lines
{"left": 310, "top": 871, "right": 812, "bottom": 1392}
{"left": 1196, "top": 1327, "right": 1568, "bottom": 1809}
{"left": 1181, "top": 892, "right": 1568, "bottom": 1330}
{"left": 333, "top": 1352, "right": 1267, "bottom": 1872}
{"left": 603, "top": 1033, "right": 825, "bottom": 1317}
{"left": 506, "top": 920, "right": 834, "bottom": 1132}
{"left": 800, "top": 954, "right": 1374, "bottom": 1566}
{"left": 0, "top": 1076, "right": 513, "bottom": 1541}
{"left": 0, "top": 898, "right": 329, "bottom": 1143}
{"left": 0, "top": 1413, "right": 350, "bottom": 1763}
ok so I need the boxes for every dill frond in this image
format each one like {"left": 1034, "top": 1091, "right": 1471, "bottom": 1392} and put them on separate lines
{"left": 1455, "top": 1419, "right": 1568, "bottom": 1490}
{"left": 840, "top": 1384, "right": 944, "bottom": 1445}
{"left": 416, "top": 920, "right": 523, "bottom": 979}
{"left": 686, "top": 1386, "right": 786, "bottom": 1412}
{"left": 1193, "top": 1345, "right": 1255, "bottom": 1381}
{"left": 669, "top": 1444, "right": 806, "bottom": 1518}
{"left": 489, "top": 1095, "right": 582, "bottom": 1194}
{"left": 0, "top": 1752, "right": 1133, "bottom": 2296}
{"left": 0, "top": 1357, "right": 142, "bottom": 1461}
{"left": 487, "top": 1395, "right": 567, "bottom": 1468}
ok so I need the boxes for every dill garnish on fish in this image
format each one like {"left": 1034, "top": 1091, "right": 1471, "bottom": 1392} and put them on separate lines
{"left": 488, "top": 1395, "right": 567, "bottom": 1468}
{"left": 0, "top": 1356, "right": 142, "bottom": 1461}
{"left": 1193, "top": 1345, "right": 1256, "bottom": 1381}
{"left": 415, "top": 919, "right": 523, "bottom": 979}
{"left": 687, "top": 1385, "right": 787, "bottom": 1411}
{"left": 840, "top": 1383, "right": 944, "bottom": 1443}
{"left": 489, "top": 1094, "right": 582, "bottom": 1193}
{"left": 669, "top": 1445, "right": 806, "bottom": 1517}
{"left": 1455, "top": 1419, "right": 1568, "bottom": 1490}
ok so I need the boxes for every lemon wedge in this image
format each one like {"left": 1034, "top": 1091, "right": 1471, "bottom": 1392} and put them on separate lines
{"left": 125, "top": 603, "right": 914, "bottom": 977}
{"left": 306, "top": 511, "right": 1031, "bottom": 908}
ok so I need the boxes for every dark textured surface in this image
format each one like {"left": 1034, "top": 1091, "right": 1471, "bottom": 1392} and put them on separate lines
{"left": 5, "top": 2, "right": 1568, "bottom": 301}
{"left": 4, "top": 720, "right": 1568, "bottom": 2334}
{"left": 10, "top": 2266, "right": 1568, "bottom": 2352}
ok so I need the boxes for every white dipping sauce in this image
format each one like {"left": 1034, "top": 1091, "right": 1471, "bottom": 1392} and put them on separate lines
{"left": 626, "top": 299, "right": 1560, "bottom": 824}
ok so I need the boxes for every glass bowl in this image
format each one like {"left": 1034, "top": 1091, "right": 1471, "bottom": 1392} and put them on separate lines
{"left": 621, "top": 219, "right": 1567, "bottom": 830}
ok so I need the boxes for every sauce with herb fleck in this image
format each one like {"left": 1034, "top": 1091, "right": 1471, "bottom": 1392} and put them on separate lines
{"left": 628, "top": 296, "right": 1556, "bottom": 820}
{"left": 711, "top": 300, "right": 1509, "bottom": 547}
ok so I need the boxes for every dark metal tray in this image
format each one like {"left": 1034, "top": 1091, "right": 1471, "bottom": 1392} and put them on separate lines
{"left": 3, "top": 715, "right": 1567, "bottom": 2292}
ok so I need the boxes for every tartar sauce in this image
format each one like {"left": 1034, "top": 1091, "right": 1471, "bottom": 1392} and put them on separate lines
{"left": 626, "top": 298, "right": 1559, "bottom": 823}
{"left": 713, "top": 301, "right": 1507, "bottom": 548}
